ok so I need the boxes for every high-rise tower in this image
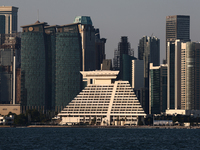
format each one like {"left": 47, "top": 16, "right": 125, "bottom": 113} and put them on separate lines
{"left": 55, "top": 24, "right": 82, "bottom": 112}
{"left": 113, "top": 36, "right": 134, "bottom": 79}
{"left": 138, "top": 36, "right": 160, "bottom": 114}
{"left": 95, "top": 28, "right": 106, "bottom": 70}
{"left": 166, "top": 15, "right": 190, "bottom": 62}
{"left": 181, "top": 42, "right": 200, "bottom": 110}
{"left": 167, "top": 40, "right": 181, "bottom": 110}
{"left": 21, "top": 21, "right": 48, "bottom": 112}
{"left": 149, "top": 63, "right": 167, "bottom": 114}
{"left": 0, "top": 6, "right": 18, "bottom": 34}
{"left": 74, "top": 16, "right": 95, "bottom": 71}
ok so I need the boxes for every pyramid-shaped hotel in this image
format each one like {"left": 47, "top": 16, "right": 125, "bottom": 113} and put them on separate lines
{"left": 58, "top": 71, "right": 146, "bottom": 126}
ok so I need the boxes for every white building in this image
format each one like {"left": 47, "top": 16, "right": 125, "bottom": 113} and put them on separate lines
{"left": 58, "top": 71, "right": 146, "bottom": 126}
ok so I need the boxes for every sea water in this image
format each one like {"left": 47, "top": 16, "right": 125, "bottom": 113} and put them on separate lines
{"left": 0, "top": 127, "right": 199, "bottom": 150}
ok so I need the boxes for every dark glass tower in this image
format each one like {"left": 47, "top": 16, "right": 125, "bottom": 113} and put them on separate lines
{"left": 113, "top": 36, "right": 133, "bottom": 79}
{"left": 149, "top": 64, "right": 167, "bottom": 114}
{"left": 138, "top": 36, "right": 160, "bottom": 114}
{"left": 167, "top": 42, "right": 175, "bottom": 109}
{"left": 45, "top": 25, "right": 57, "bottom": 111}
{"left": 166, "top": 15, "right": 190, "bottom": 62}
{"left": 21, "top": 22, "right": 48, "bottom": 112}
{"left": 55, "top": 24, "right": 82, "bottom": 112}
{"left": 95, "top": 28, "right": 106, "bottom": 70}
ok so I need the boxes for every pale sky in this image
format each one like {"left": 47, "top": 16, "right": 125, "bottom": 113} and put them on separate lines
{"left": 2, "top": 0, "right": 200, "bottom": 63}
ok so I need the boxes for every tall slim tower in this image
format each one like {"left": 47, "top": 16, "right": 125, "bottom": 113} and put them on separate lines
{"left": 181, "top": 42, "right": 200, "bottom": 110}
{"left": 74, "top": 16, "right": 95, "bottom": 71}
{"left": 55, "top": 24, "right": 82, "bottom": 112}
{"left": 138, "top": 36, "right": 160, "bottom": 114}
{"left": 0, "top": 6, "right": 18, "bottom": 34}
{"left": 166, "top": 15, "right": 190, "bottom": 62}
{"left": 113, "top": 36, "right": 133, "bottom": 79}
{"left": 167, "top": 40, "right": 181, "bottom": 110}
{"left": 95, "top": 28, "right": 106, "bottom": 70}
{"left": 21, "top": 21, "right": 48, "bottom": 112}
{"left": 149, "top": 63, "right": 167, "bottom": 114}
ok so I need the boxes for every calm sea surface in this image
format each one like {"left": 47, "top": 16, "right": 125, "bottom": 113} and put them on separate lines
{"left": 0, "top": 127, "right": 200, "bottom": 150}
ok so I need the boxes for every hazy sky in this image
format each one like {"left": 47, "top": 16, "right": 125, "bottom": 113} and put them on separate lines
{"left": 2, "top": 0, "right": 200, "bottom": 63}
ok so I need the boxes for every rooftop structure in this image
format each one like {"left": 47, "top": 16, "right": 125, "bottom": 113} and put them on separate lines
{"left": 74, "top": 16, "right": 95, "bottom": 71}
{"left": 58, "top": 71, "right": 146, "bottom": 126}
{"left": 0, "top": 6, "right": 18, "bottom": 34}
{"left": 166, "top": 15, "right": 190, "bottom": 62}
{"left": 74, "top": 16, "right": 92, "bottom": 25}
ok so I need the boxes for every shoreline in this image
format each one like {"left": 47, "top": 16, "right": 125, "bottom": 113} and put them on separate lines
{"left": 1, "top": 125, "right": 199, "bottom": 129}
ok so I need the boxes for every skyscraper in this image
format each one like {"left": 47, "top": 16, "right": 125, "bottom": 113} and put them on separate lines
{"left": 167, "top": 40, "right": 181, "bottom": 110}
{"left": 166, "top": 15, "right": 190, "bottom": 62}
{"left": 45, "top": 25, "right": 57, "bottom": 111}
{"left": 181, "top": 42, "right": 200, "bottom": 110}
{"left": 122, "top": 54, "right": 137, "bottom": 87}
{"left": 0, "top": 33, "right": 21, "bottom": 105}
{"left": 149, "top": 63, "right": 167, "bottom": 114}
{"left": 21, "top": 21, "right": 82, "bottom": 113}
{"left": 55, "top": 24, "right": 82, "bottom": 112}
{"left": 95, "top": 28, "right": 106, "bottom": 70}
{"left": 138, "top": 36, "right": 160, "bottom": 114}
{"left": 0, "top": 6, "right": 18, "bottom": 34}
{"left": 113, "top": 36, "right": 134, "bottom": 79}
{"left": 74, "top": 16, "right": 95, "bottom": 71}
{"left": 21, "top": 21, "right": 48, "bottom": 112}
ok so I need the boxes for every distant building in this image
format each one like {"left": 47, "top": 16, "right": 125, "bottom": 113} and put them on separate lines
{"left": 0, "top": 6, "right": 18, "bottom": 34}
{"left": 58, "top": 71, "right": 146, "bottom": 126}
{"left": 21, "top": 21, "right": 48, "bottom": 112}
{"left": 138, "top": 36, "right": 160, "bottom": 114}
{"left": 132, "top": 59, "right": 144, "bottom": 90}
{"left": 101, "top": 59, "right": 112, "bottom": 70}
{"left": 95, "top": 28, "right": 106, "bottom": 70}
{"left": 0, "top": 33, "right": 21, "bottom": 105}
{"left": 149, "top": 63, "right": 167, "bottom": 114}
{"left": 0, "top": 104, "right": 21, "bottom": 116}
{"left": 167, "top": 40, "right": 181, "bottom": 110}
{"left": 55, "top": 24, "right": 82, "bottom": 112}
{"left": 122, "top": 54, "right": 137, "bottom": 87}
{"left": 166, "top": 15, "right": 190, "bottom": 62}
{"left": 74, "top": 16, "right": 95, "bottom": 71}
{"left": 181, "top": 42, "right": 200, "bottom": 110}
{"left": 21, "top": 21, "right": 82, "bottom": 113}
{"left": 113, "top": 36, "right": 134, "bottom": 79}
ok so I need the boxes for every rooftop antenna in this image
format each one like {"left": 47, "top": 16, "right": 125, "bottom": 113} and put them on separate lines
{"left": 37, "top": 9, "right": 39, "bottom": 21}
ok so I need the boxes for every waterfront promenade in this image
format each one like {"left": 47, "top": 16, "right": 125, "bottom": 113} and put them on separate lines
{"left": 1, "top": 125, "right": 199, "bottom": 129}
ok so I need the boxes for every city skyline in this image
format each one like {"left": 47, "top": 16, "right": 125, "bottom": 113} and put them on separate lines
{"left": 1, "top": 0, "right": 200, "bottom": 63}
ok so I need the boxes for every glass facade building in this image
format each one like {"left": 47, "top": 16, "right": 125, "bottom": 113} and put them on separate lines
{"left": 138, "top": 36, "right": 160, "bottom": 114}
{"left": 0, "top": 6, "right": 18, "bottom": 34}
{"left": 149, "top": 63, "right": 167, "bottom": 114}
{"left": 122, "top": 54, "right": 137, "bottom": 87}
{"left": 21, "top": 22, "right": 48, "bottom": 112}
{"left": 167, "top": 42, "right": 175, "bottom": 109}
{"left": 166, "top": 15, "right": 190, "bottom": 62}
{"left": 74, "top": 16, "right": 95, "bottom": 71}
{"left": 181, "top": 42, "right": 200, "bottom": 110}
{"left": 113, "top": 36, "right": 134, "bottom": 79}
{"left": 45, "top": 26, "right": 57, "bottom": 111}
{"left": 55, "top": 24, "right": 82, "bottom": 112}
{"left": 21, "top": 22, "right": 82, "bottom": 113}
